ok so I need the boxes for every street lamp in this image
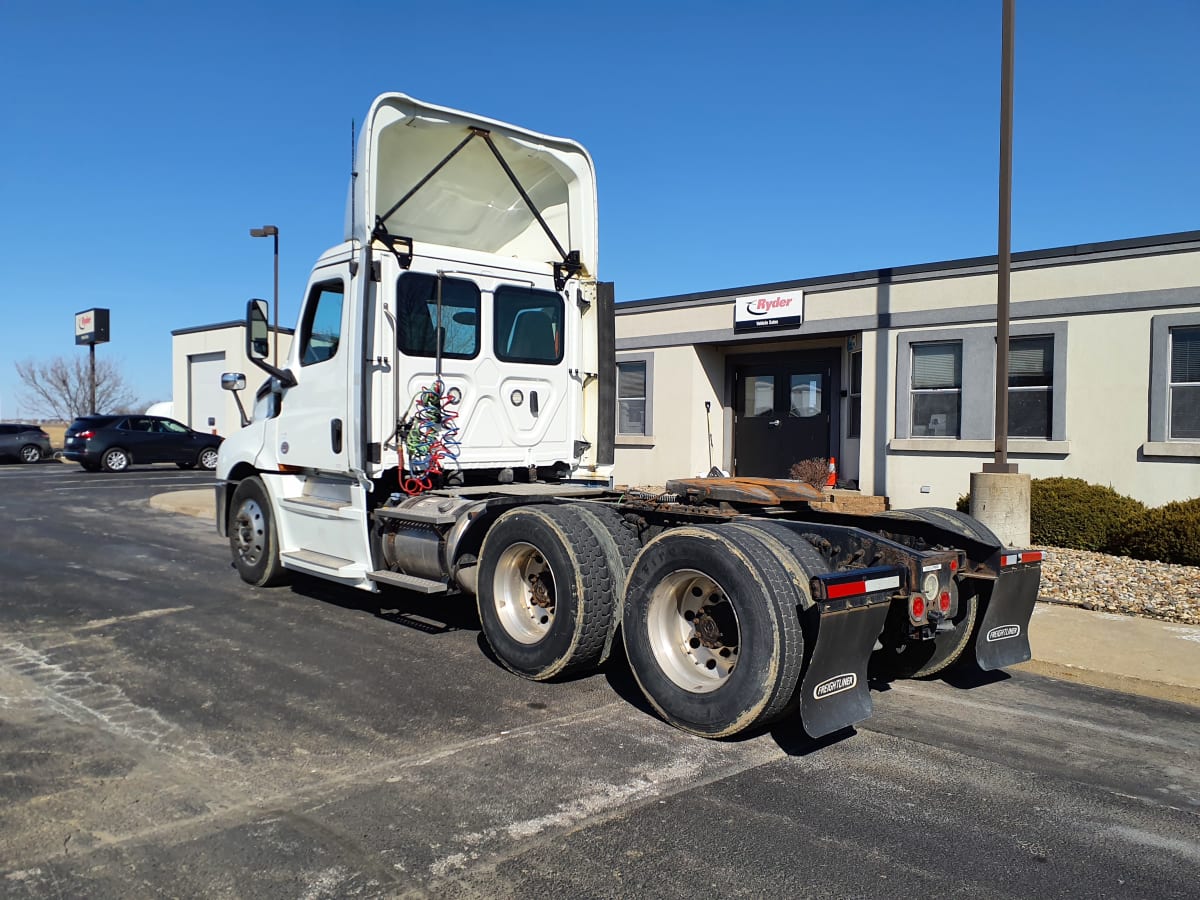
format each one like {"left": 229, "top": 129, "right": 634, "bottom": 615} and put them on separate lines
{"left": 249, "top": 225, "right": 279, "bottom": 365}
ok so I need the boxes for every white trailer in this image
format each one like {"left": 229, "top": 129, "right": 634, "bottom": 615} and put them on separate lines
{"left": 217, "top": 93, "right": 1041, "bottom": 739}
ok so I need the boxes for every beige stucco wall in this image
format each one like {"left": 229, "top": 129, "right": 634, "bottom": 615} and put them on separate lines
{"left": 615, "top": 244, "right": 1200, "bottom": 508}
{"left": 883, "top": 307, "right": 1200, "bottom": 509}
{"left": 172, "top": 325, "right": 293, "bottom": 436}
{"left": 613, "top": 345, "right": 724, "bottom": 487}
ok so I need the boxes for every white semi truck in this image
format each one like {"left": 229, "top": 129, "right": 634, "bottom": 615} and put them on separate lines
{"left": 217, "top": 93, "right": 1042, "bottom": 740}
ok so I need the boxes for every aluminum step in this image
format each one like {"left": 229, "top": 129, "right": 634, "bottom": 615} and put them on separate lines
{"left": 367, "top": 570, "right": 449, "bottom": 594}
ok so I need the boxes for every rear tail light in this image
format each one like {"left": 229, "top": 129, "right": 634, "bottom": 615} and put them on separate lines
{"left": 911, "top": 595, "right": 926, "bottom": 619}
{"left": 78, "top": 430, "right": 95, "bottom": 439}
{"left": 939, "top": 591, "right": 951, "bottom": 613}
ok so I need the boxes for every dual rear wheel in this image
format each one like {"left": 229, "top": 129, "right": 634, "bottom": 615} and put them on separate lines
{"left": 477, "top": 512, "right": 811, "bottom": 739}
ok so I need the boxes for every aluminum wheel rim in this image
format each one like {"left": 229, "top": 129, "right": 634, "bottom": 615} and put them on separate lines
{"left": 104, "top": 450, "right": 128, "bottom": 471}
{"left": 233, "top": 498, "right": 266, "bottom": 565}
{"left": 20, "top": 446, "right": 40, "bottom": 462}
{"left": 199, "top": 448, "right": 219, "bottom": 469}
{"left": 493, "top": 541, "right": 555, "bottom": 644}
{"left": 647, "top": 568, "right": 740, "bottom": 693}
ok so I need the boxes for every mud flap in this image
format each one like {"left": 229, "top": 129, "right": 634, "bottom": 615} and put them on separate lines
{"left": 974, "top": 565, "right": 1041, "bottom": 670}
{"left": 799, "top": 585, "right": 895, "bottom": 739}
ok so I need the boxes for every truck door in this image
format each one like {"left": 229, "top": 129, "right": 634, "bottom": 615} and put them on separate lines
{"left": 489, "top": 283, "right": 572, "bottom": 459}
{"left": 274, "top": 266, "right": 350, "bottom": 473}
{"left": 393, "top": 273, "right": 573, "bottom": 470}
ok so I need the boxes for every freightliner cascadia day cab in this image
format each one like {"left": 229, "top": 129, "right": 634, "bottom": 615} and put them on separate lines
{"left": 217, "top": 93, "right": 1042, "bottom": 740}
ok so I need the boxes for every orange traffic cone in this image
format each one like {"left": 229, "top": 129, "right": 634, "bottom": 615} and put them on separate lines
{"left": 825, "top": 457, "right": 837, "bottom": 488}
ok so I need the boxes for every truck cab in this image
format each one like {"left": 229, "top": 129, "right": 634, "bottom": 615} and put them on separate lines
{"left": 218, "top": 94, "right": 612, "bottom": 589}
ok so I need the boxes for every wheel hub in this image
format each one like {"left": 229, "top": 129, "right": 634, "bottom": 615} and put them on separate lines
{"left": 647, "top": 569, "right": 741, "bottom": 692}
{"left": 494, "top": 542, "right": 556, "bottom": 644}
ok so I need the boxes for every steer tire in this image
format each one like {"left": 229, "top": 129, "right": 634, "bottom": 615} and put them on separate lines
{"left": 477, "top": 504, "right": 618, "bottom": 681}
{"left": 229, "top": 477, "right": 287, "bottom": 587}
{"left": 622, "top": 525, "right": 805, "bottom": 739}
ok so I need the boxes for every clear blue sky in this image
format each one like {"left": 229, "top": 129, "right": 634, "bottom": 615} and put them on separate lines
{"left": 1, "top": 1, "right": 1196, "bottom": 417}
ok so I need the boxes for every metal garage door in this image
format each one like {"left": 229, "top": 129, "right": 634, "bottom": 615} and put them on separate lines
{"left": 187, "top": 352, "right": 227, "bottom": 435}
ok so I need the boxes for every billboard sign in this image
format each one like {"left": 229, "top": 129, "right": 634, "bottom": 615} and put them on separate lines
{"left": 733, "top": 291, "right": 803, "bottom": 332}
{"left": 75, "top": 308, "right": 111, "bottom": 345}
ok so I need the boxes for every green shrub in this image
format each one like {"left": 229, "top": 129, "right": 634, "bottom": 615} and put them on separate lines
{"left": 1029, "top": 477, "right": 1145, "bottom": 551}
{"left": 955, "top": 493, "right": 970, "bottom": 513}
{"left": 1109, "top": 498, "right": 1200, "bottom": 566}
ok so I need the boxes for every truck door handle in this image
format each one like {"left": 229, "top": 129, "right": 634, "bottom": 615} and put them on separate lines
{"left": 331, "top": 418, "right": 343, "bottom": 453}
{"left": 768, "top": 418, "right": 781, "bottom": 428}
{"left": 530, "top": 391, "right": 540, "bottom": 416}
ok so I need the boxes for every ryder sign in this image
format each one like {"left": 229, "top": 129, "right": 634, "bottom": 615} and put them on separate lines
{"left": 733, "top": 291, "right": 803, "bottom": 332}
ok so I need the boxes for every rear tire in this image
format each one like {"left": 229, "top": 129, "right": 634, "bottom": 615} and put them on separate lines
{"left": 229, "top": 477, "right": 287, "bottom": 587}
{"left": 872, "top": 583, "right": 980, "bottom": 680}
{"left": 477, "top": 505, "right": 619, "bottom": 680}
{"left": 101, "top": 447, "right": 130, "bottom": 472}
{"left": 572, "top": 502, "right": 642, "bottom": 662}
{"left": 622, "top": 525, "right": 805, "bottom": 739}
{"left": 197, "top": 447, "right": 219, "bottom": 471}
{"left": 19, "top": 444, "right": 42, "bottom": 463}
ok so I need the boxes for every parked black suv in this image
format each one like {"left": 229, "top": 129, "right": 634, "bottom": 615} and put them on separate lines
{"left": 0, "top": 423, "right": 53, "bottom": 463}
{"left": 63, "top": 415, "right": 223, "bottom": 472}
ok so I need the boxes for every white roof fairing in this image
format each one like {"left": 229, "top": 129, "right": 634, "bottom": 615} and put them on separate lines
{"left": 345, "top": 94, "right": 598, "bottom": 277}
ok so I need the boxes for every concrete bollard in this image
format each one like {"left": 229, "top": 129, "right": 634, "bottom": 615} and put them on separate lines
{"left": 970, "top": 471, "right": 1032, "bottom": 547}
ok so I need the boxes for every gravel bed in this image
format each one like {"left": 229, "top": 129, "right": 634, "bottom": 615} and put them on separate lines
{"left": 1036, "top": 546, "right": 1200, "bottom": 625}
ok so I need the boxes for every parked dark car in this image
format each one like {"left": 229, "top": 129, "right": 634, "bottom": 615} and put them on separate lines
{"left": 0, "top": 423, "right": 53, "bottom": 463}
{"left": 63, "top": 415, "right": 223, "bottom": 473}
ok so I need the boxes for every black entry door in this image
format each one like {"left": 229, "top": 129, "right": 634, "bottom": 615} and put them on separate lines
{"left": 734, "top": 353, "right": 836, "bottom": 478}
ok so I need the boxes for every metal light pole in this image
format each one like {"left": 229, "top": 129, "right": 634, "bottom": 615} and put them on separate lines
{"left": 985, "top": 0, "right": 1017, "bottom": 475}
{"left": 250, "top": 226, "right": 280, "bottom": 365}
{"left": 971, "top": 0, "right": 1029, "bottom": 548}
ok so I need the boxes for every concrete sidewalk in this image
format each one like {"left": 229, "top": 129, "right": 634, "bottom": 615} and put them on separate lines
{"left": 154, "top": 488, "right": 1200, "bottom": 707}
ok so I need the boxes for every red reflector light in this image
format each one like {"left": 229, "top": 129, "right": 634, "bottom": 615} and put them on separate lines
{"left": 1021, "top": 551, "right": 1043, "bottom": 564}
{"left": 939, "top": 591, "right": 951, "bottom": 612}
{"left": 950, "top": 559, "right": 958, "bottom": 571}
{"left": 911, "top": 596, "right": 925, "bottom": 619}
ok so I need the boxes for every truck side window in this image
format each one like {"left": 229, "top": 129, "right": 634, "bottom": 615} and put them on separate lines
{"left": 298, "top": 280, "right": 345, "bottom": 366}
{"left": 397, "top": 273, "right": 480, "bottom": 359}
{"left": 494, "top": 286, "right": 563, "bottom": 364}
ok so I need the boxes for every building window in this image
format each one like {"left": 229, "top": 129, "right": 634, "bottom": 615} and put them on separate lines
{"left": 1008, "top": 335, "right": 1053, "bottom": 438}
{"left": 298, "top": 280, "right": 345, "bottom": 366}
{"left": 910, "top": 342, "right": 961, "bottom": 437}
{"left": 1170, "top": 326, "right": 1200, "bottom": 439}
{"left": 617, "top": 360, "right": 648, "bottom": 436}
{"left": 848, "top": 351, "right": 862, "bottom": 438}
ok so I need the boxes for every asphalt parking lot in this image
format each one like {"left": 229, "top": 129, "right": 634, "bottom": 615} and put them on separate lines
{"left": 2, "top": 463, "right": 1198, "bottom": 898}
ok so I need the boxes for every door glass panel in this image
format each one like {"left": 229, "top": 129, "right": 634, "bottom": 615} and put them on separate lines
{"left": 299, "top": 281, "right": 345, "bottom": 366}
{"left": 789, "top": 374, "right": 822, "bottom": 417}
{"left": 743, "top": 375, "right": 774, "bottom": 417}
{"left": 494, "top": 286, "right": 564, "bottom": 364}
